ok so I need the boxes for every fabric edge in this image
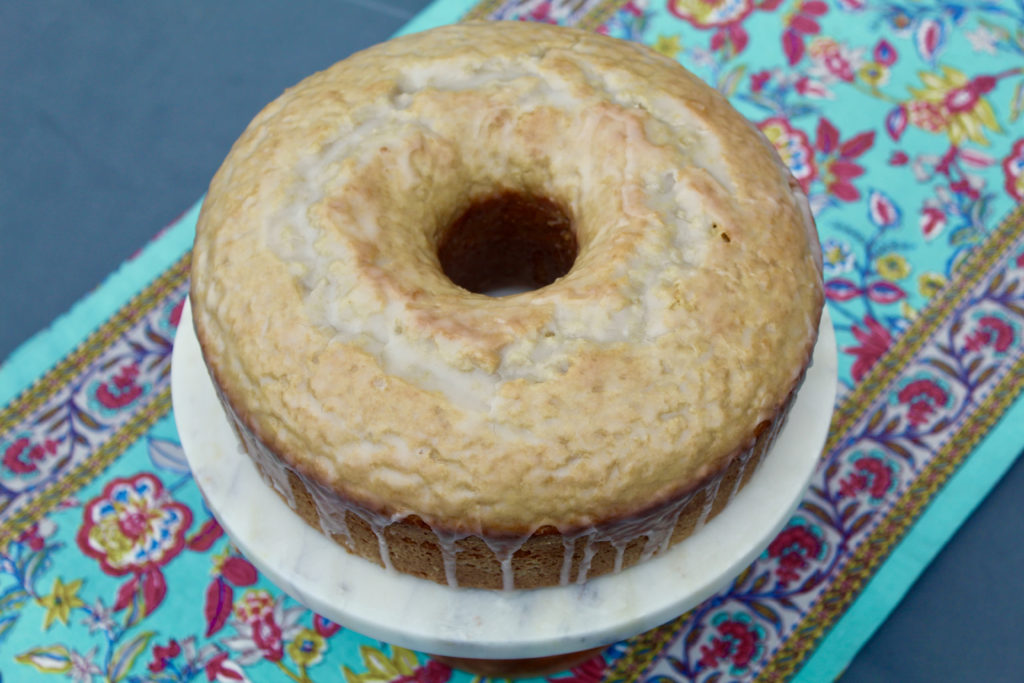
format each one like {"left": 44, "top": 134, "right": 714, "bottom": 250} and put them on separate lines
{"left": 0, "top": 201, "right": 201, "bottom": 406}
{"left": 394, "top": 0, "right": 485, "bottom": 35}
{"left": 792, "top": 398, "right": 1024, "bottom": 682}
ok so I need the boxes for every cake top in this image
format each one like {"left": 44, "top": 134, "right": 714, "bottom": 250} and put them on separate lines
{"left": 190, "top": 21, "right": 824, "bottom": 535}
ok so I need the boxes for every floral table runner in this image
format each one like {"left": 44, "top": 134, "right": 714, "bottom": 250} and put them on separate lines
{"left": 2, "top": 0, "right": 1023, "bottom": 680}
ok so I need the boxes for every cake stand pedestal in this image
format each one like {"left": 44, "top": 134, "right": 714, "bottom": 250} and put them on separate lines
{"left": 172, "top": 302, "right": 836, "bottom": 677}
{"left": 431, "top": 649, "right": 606, "bottom": 678}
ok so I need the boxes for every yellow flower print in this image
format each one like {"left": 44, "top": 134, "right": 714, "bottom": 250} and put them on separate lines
{"left": 653, "top": 34, "right": 683, "bottom": 59}
{"left": 907, "top": 65, "right": 1000, "bottom": 145}
{"left": 38, "top": 577, "right": 86, "bottom": 630}
{"left": 858, "top": 62, "right": 890, "bottom": 89}
{"left": 875, "top": 253, "right": 911, "bottom": 280}
{"left": 822, "top": 238, "right": 855, "bottom": 276}
{"left": 918, "top": 272, "right": 947, "bottom": 298}
{"left": 286, "top": 628, "right": 327, "bottom": 667}
{"left": 667, "top": 0, "right": 754, "bottom": 29}
{"left": 345, "top": 645, "right": 424, "bottom": 683}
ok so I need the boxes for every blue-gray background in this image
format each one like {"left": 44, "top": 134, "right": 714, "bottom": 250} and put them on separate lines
{"left": 2, "top": 3, "right": 1022, "bottom": 680}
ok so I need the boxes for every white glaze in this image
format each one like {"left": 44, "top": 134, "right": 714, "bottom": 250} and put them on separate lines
{"left": 305, "top": 477, "right": 355, "bottom": 549}
{"left": 481, "top": 536, "right": 531, "bottom": 591}
{"left": 696, "top": 476, "right": 722, "bottom": 529}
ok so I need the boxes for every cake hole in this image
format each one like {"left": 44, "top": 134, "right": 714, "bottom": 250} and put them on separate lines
{"left": 438, "top": 191, "right": 577, "bottom": 296}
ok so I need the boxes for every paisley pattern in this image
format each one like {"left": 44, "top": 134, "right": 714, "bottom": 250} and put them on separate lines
{"left": 1, "top": 0, "right": 1022, "bottom": 681}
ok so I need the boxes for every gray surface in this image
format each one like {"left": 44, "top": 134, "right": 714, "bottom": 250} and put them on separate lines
{"left": 0, "top": 0, "right": 427, "bottom": 360}
{"left": 840, "top": 456, "right": 1024, "bottom": 683}
{"left": 2, "top": 4, "right": 1022, "bottom": 681}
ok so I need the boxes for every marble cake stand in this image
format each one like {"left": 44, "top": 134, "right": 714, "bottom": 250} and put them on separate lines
{"left": 172, "top": 302, "right": 836, "bottom": 673}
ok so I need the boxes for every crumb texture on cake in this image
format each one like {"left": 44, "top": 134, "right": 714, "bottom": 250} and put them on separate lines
{"left": 190, "top": 21, "right": 823, "bottom": 556}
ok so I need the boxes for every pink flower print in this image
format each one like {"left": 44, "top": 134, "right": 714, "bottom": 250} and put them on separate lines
{"left": 949, "top": 178, "right": 981, "bottom": 200}
{"left": 1002, "top": 139, "right": 1024, "bottom": 201}
{"left": 546, "top": 654, "right": 606, "bottom": 683}
{"left": 3, "top": 436, "right": 59, "bottom": 476}
{"left": 220, "top": 556, "right": 259, "bottom": 587}
{"left": 889, "top": 151, "right": 910, "bottom": 165}
{"left": 169, "top": 298, "right": 184, "bottom": 327}
{"left": 964, "top": 315, "right": 1016, "bottom": 354}
{"left": 154, "top": 295, "right": 186, "bottom": 338}
{"left": 709, "top": 23, "right": 750, "bottom": 54}
{"left": 808, "top": 37, "right": 863, "bottom": 82}
{"left": 223, "top": 591, "right": 304, "bottom": 665}
{"left": 95, "top": 363, "right": 144, "bottom": 410}
{"left": 758, "top": 117, "right": 817, "bottom": 192}
{"left": 17, "top": 519, "right": 55, "bottom": 551}
{"left": 313, "top": 613, "right": 341, "bottom": 638}
{"left": 795, "top": 76, "right": 830, "bottom": 98}
{"left": 839, "top": 454, "right": 896, "bottom": 500}
{"left": 873, "top": 39, "right": 898, "bottom": 66}
{"left": 906, "top": 100, "right": 948, "bottom": 133}
{"left": 844, "top": 316, "right": 893, "bottom": 382}
{"left": 698, "top": 612, "right": 766, "bottom": 673}
{"left": 205, "top": 652, "right": 249, "bottom": 682}
{"left": 907, "top": 67, "right": 1001, "bottom": 145}
{"left": 920, "top": 205, "right": 947, "bottom": 240}
{"left": 252, "top": 613, "right": 285, "bottom": 662}
{"left": 77, "top": 473, "right": 192, "bottom": 576}
{"left": 750, "top": 70, "right": 772, "bottom": 92}
{"left": 767, "top": 521, "right": 825, "bottom": 586}
{"left": 395, "top": 660, "right": 453, "bottom": 683}
{"left": 781, "top": 1, "right": 827, "bottom": 65}
{"left": 897, "top": 378, "right": 950, "bottom": 426}
{"left": 944, "top": 85, "right": 980, "bottom": 114}
{"left": 130, "top": 636, "right": 218, "bottom": 680}
{"left": 813, "top": 118, "right": 873, "bottom": 201}
{"left": 527, "top": 1, "right": 557, "bottom": 24}
{"left": 148, "top": 639, "right": 181, "bottom": 673}
{"left": 233, "top": 589, "right": 275, "bottom": 624}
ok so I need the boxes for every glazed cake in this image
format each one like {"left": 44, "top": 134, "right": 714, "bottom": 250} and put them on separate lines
{"left": 189, "top": 21, "right": 825, "bottom": 589}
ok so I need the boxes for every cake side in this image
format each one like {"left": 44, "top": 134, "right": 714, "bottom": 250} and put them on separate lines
{"left": 210, "top": 360, "right": 805, "bottom": 589}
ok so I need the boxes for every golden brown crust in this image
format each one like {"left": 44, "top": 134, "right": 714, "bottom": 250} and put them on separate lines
{"left": 190, "top": 20, "right": 824, "bottom": 588}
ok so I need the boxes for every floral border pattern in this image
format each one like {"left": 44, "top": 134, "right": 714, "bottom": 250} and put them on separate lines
{"left": 0, "top": 255, "right": 190, "bottom": 547}
{"left": 613, "top": 202, "right": 1024, "bottom": 682}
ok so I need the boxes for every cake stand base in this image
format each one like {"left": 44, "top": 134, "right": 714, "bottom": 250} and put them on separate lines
{"left": 432, "top": 648, "right": 604, "bottom": 678}
{"left": 172, "top": 301, "right": 837, "bottom": 664}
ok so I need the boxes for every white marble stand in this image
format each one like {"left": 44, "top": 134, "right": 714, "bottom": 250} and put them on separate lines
{"left": 172, "top": 302, "right": 836, "bottom": 662}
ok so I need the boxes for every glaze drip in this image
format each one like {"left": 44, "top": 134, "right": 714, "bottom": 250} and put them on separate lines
{"left": 575, "top": 533, "right": 598, "bottom": 585}
{"left": 435, "top": 531, "right": 470, "bottom": 587}
{"left": 696, "top": 476, "right": 722, "bottom": 529}
{"left": 482, "top": 536, "right": 532, "bottom": 591}
{"left": 559, "top": 536, "right": 576, "bottom": 585}
{"left": 305, "top": 477, "right": 355, "bottom": 548}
